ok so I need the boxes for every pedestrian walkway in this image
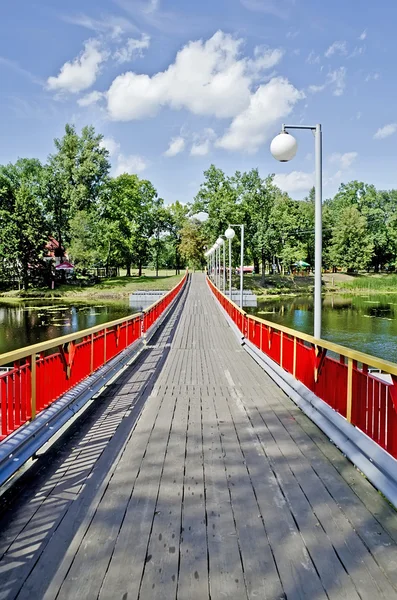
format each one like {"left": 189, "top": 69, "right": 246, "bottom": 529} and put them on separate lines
{"left": 1, "top": 274, "right": 397, "bottom": 599}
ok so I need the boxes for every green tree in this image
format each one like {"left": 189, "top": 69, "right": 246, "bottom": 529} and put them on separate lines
{"left": 238, "top": 170, "right": 278, "bottom": 275}
{"left": 166, "top": 201, "right": 189, "bottom": 274}
{"left": 0, "top": 159, "right": 48, "bottom": 288}
{"left": 329, "top": 206, "right": 374, "bottom": 272}
{"left": 102, "top": 174, "right": 158, "bottom": 276}
{"left": 192, "top": 165, "right": 240, "bottom": 245}
{"left": 45, "top": 124, "right": 110, "bottom": 256}
{"left": 179, "top": 219, "right": 206, "bottom": 270}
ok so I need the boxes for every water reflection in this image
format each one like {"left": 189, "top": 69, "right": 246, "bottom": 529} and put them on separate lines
{"left": 0, "top": 300, "right": 135, "bottom": 354}
{"left": 248, "top": 294, "right": 397, "bottom": 363}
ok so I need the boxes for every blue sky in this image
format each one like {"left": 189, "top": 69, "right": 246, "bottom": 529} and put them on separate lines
{"left": 0, "top": 0, "right": 396, "bottom": 202}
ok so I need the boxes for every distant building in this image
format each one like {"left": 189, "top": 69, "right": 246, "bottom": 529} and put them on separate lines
{"left": 44, "top": 237, "right": 68, "bottom": 266}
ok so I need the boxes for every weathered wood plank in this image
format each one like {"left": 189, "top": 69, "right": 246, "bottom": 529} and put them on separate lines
{"left": 139, "top": 391, "right": 189, "bottom": 598}
{"left": 96, "top": 393, "right": 177, "bottom": 600}
{"left": 201, "top": 390, "right": 247, "bottom": 600}
{"left": 177, "top": 389, "right": 209, "bottom": 600}
{"left": 213, "top": 389, "right": 285, "bottom": 600}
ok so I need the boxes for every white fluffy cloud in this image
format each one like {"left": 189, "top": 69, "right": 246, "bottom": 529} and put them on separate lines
{"left": 359, "top": 29, "right": 367, "bottom": 41}
{"left": 240, "top": 0, "right": 293, "bottom": 18}
{"left": 114, "top": 154, "right": 148, "bottom": 176}
{"left": 63, "top": 14, "right": 138, "bottom": 40}
{"left": 216, "top": 77, "right": 304, "bottom": 153}
{"left": 77, "top": 90, "right": 105, "bottom": 106}
{"left": 164, "top": 136, "right": 186, "bottom": 157}
{"left": 309, "top": 67, "right": 346, "bottom": 97}
{"left": 273, "top": 171, "right": 314, "bottom": 193}
{"left": 191, "top": 129, "right": 216, "bottom": 156}
{"left": 113, "top": 34, "right": 150, "bottom": 63}
{"left": 249, "top": 46, "right": 284, "bottom": 75}
{"left": 106, "top": 31, "right": 288, "bottom": 126}
{"left": 47, "top": 40, "right": 107, "bottom": 94}
{"left": 100, "top": 136, "right": 120, "bottom": 156}
{"left": 306, "top": 51, "right": 320, "bottom": 65}
{"left": 107, "top": 32, "right": 251, "bottom": 120}
{"left": 329, "top": 152, "right": 358, "bottom": 169}
{"left": 365, "top": 72, "right": 380, "bottom": 82}
{"left": 325, "top": 41, "right": 347, "bottom": 58}
{"left": 374, "top": 123, "right": 397, "bottom": 139}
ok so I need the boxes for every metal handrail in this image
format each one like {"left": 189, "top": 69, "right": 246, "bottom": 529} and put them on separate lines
{"left": 0, "top": 273, "right": 186, "bottom": 367}
{"left": 206, "top": 275, "right": 397, "bottom": 376}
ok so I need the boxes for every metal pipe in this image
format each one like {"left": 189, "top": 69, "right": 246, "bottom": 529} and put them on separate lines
{"left": 223, "top": 241, "right": 226, "bottom": 293}
{"left": 240, "top": 225, "right": 244, "bottom": 309}
{"left": 274, "top": 123, "right": 322, "bottom": 339}
{"left": 229, "top": 237, "right": 232, "bottom": 300}
{"left": 314, "top": 124, "right": 322, "bottom": 339}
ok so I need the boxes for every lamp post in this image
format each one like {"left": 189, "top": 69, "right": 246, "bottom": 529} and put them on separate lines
{"left": 225, "top": 227, "right": 235, "bottom": 300}
{"left": 229, "top": 224, "right": 244, "bottom": 309}
{"left": 270, "top": 123, "right": 322, "bottom": 339}
{"left": 217, "top": 237, "right": 226, "bottom": 293}
{"left": 210, "top": 247, "right": 215, "bottom": 281}
{"left": 214, "top": 242, "right": 220, "bottom": 289}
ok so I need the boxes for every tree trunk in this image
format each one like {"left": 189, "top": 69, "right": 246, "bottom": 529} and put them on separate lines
{"left": 260, "top": 250, "right": 266, "bottom": 284}
{"left": 175, "top": 248, "right": 180, "bottom": 275}
{"left": 22, "top": 264, "right": 29, "bottom": 290}
{"left": 138, "top": 262, "right": 142, "bottom": 277}
{"left": 126, "top": 261, "right": 131, "bottom": 277}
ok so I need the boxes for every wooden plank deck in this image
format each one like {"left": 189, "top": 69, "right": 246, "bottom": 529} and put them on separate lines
{"left": 1, "top": 273, "right": 397, "bottom": 599}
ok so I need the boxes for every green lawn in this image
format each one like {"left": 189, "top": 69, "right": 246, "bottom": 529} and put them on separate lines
{"left": 232, "top": 273, "right": 315, "bottom": 297}
{"left": 331, "top": 273, "right": 397, "bottom": 292}
{"left": 233, "top": 272, "right": 397, "bottom": 297}
{"left": 0, "top": 271, "right": 185, "bottom": 300}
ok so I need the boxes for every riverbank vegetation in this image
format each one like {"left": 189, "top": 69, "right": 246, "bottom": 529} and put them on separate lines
{"left": 2, "top": 122, "right": 397, "bottom": 296}
{"left": 193, "top": 166, "right": 397, "bottom": 277}
{"left": 0, "top": 271, "right": 184, "bottom": 300}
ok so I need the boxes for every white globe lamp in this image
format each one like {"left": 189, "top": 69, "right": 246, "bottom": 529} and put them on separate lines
{"left": 270, "top": 132, "right": 298, "bottom": 162}
{"left": 225, "top": 227, "right": 235, "bottom": 240}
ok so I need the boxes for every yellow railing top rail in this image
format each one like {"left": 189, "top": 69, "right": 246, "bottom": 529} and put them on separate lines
{"left": 206, "top": 275, "right": 397, "bottom": 377}
{"left": 0, "top": 312, "right": 141, "bottom": 366}
{"left": 0, "top": 272, "right": 187, "bottom": 367}
{"left": 141, "top": 271, "right": 187, "bottom": 314}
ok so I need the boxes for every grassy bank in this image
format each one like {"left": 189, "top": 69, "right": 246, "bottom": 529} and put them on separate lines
{"left": 235, "top": 274, "right": 315, "bottom": 297}
{"left": 0, "top": 270, "right": 184, "bottom": 301}
{"left": 329, "top": 273, "right": 397, "bottom": 293}
{"left": 235, "top": 272, "right": 397, "bottom": 298}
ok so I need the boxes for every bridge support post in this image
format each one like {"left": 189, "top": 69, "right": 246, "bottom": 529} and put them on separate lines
{"left": 347, "top": 357, "right": 353, "bottom": 423}
{"left": 30, "top": 354, "right": 37, "bottom": 420}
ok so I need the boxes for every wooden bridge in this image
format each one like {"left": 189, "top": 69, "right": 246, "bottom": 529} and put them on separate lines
{"left": 1, "top": 274, "right": 397, "bottom": 599}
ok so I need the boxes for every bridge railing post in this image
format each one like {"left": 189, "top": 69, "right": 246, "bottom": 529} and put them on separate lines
{"left": 30, "top": 353, "right": 37, "bottom": 421}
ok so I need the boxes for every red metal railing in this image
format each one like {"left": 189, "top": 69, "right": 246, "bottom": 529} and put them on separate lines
{"left": 0, "top": 273, "right": 187, "bottom": 442}
{"left": 207, "top": 277, "right": 397, "bottom": 459}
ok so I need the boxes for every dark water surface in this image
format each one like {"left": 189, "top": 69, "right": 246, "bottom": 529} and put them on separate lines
{"left": 1, "top": 294, "right": 397, "bottom": 363}
{"left": 0, "top": 299, "right": 135, "bottom": 355}
{"left": 248, "top": 294, "right": 397, "bottom": 363}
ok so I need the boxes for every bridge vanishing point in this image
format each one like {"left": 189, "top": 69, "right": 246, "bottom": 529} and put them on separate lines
{"left": 1, "top": 274, "right": 397, "bottom": 599}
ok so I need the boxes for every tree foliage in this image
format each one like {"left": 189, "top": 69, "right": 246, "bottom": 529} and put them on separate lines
{"left": 2, "top": 124, "right": 397, "bottom": 290}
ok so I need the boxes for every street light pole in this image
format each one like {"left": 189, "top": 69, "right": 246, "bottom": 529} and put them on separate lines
{"left": 216, "top": 237, "right": 225, "bottom": 292}
{"left": 223, "top": 241, "right": 226, "bottom": 293}
{"left": 314, "top": 124, "right": 322, "bottom": 340}
{"left": 229, "top": 224, "right": 244, "bottom": 309}
{"left": 229, "top": 237, "right": 232, "bottom": 298}
{"left": 271, "top": 124, "right": 322, "bottom": 339}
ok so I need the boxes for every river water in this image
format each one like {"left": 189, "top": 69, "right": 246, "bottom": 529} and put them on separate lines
{"left": 0, "top": 300, "right": 135, "bottom": 355}
{"left": 1, "top": 294, "right": 397, "bottom": 363}
{"left": 248, "top": 294, "right": 397, "bottom": 363}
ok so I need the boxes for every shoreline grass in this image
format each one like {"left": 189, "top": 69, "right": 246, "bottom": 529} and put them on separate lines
{"left": 0, "top": 271, "right": 184, "bottom": 301}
